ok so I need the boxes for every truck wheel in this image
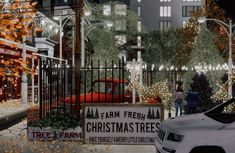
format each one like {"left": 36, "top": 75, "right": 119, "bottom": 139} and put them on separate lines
{"left": 190, "top": 146, "right": 225, "bottom": 153}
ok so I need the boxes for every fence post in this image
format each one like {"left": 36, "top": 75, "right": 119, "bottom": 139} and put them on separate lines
{"left": 131, "top": 59, "right": 136, "bottom": 104}
{"left": 49, "top": 59, "right": 53, "bottom": 117}
{"left": 32, "top": 55, "right": 35, "bottom": 104}
{"left": 122, "top": 57, "right": 125, "bottom": 103}
{"left": 98, "top": 61, "right": 100, "bottom": 103}
{"left": 39, "top": 57, "right": 42, "bottom": 120}
{"left": 21, "top": 43, "right": 28, "bottom": 104}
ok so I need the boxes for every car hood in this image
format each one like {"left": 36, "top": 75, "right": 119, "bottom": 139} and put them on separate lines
{"left": 162, "top": 113, "right": 224, "bottom": 133}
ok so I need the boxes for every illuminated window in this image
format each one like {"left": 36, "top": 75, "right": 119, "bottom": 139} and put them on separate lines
{"left": 103, "top": 5, "right": 111, "bottom": 16}
{"left": 138, "top": 6, "right": 141, "bottom": 16}
{"left": 160, "top": 0, "right": 171, "bottom": 2}
{"left": 160, "top": 6, "right": 171, "bottom": 17}
{"left": 137, "top": 21, "right": 141, "bottom": 32}
{"left": 137, "top": 36, "right": 141, "bottom": 46}
{"left": 183, "top": 0, "right": 201, "bottom": 1}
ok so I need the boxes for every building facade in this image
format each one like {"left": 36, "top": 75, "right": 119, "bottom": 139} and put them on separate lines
{"left": 129, "top": 0, "right": 202, "bottom": 30}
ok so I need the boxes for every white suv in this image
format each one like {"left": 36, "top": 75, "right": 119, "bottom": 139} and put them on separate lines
{"left": 155, "top": 99, "right": 235, "bottom": 153}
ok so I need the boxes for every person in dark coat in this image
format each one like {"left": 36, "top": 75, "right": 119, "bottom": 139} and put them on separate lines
{"left": 186, "top": 84, "right": 199, "bottom": 114}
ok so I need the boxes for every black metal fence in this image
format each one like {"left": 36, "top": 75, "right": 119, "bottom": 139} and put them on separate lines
{"left": 38, "top": 57, "right": 127, "bottom": 120}
{"left": 38, "top": 57, "right": 67, "bottom": 120}
{"left": 38, "top": 58, "right": 183, "bottom": 121}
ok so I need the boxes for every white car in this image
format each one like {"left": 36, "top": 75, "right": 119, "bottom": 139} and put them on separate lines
{"left": 155, "top": 99, "right": 235, "bottom": 153}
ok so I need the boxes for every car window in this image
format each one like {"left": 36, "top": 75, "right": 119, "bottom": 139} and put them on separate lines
{"left": 92, "top": 82, "right": 113, "bottom": 93}
{"left": 222, "top": 103, "right": 235, "bottom": 114}
{"left": 114, "top": 83, "right": 129, "bottom": 95}
{"left": 205, "top": 99, "right": 235, "bottom": 124}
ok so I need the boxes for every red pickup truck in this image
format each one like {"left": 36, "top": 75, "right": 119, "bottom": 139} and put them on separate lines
{"left": 65, "top": 78, "right": 133, "bottom": 104}
{"left": 64, "top": 78, "right": 160, "bottom": 109}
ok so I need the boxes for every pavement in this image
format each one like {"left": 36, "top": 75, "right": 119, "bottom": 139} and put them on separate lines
{"left": 0, "top": 99, "right": 35, "bottom": 131}
{"left": 0, "top": 99, "right": 29, "bottom": 118}
{"left": 0, "top": 100, "right": 176, "bottom": 153}
{"left": 0, "top": 119, "right": 156, "bottom": 153}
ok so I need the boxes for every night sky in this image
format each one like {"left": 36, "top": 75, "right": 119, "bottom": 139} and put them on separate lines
{"left": 216, "top": 0, "right": 235, "bottom": 20}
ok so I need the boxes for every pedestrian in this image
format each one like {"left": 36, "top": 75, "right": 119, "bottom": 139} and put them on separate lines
{"left": 175, "top": 82, "right": 184, "bottom": 117}
{"left": 186, "top": 84, "right": 199, "bottom": 114}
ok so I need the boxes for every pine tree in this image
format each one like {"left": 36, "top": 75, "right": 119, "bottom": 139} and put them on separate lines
{"left": 95, "top": 109, "right": 99, "bottom": 119}
{"left": 156, "top": 109, "right": 160, "bottom": 119}
{"left": 147, "top": 108, "right": 151, "bottom": 119}
{"left": 90, "top": 109, "right": 94, "bottom": 119}
{"left": 86, "top": 108, "right": 91, "bottom": 118}
{"left": 151, "top": 109, "right": 155, "bottom": 119}
{"left": 191, "top": 74, "right": 213, "bottom": 112}
{"left": 183, "top": 25, "right": 225, "bottom": 92}
{"left": 177, "top": 0, "right": 229, "bottom": 66}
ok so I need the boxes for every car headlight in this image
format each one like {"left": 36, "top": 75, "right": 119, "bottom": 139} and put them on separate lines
{"left": 167, "top": 132, "right": 184, "bottom": 142}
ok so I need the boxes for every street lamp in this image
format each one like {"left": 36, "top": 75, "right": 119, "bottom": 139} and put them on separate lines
{"left": 198, "top": 18, "right": 235, "bottom": 98}
{"left": 81, "top": 14, "right": 113, "bottom": 67}
{"left": 54, "top": 15, "right": 74, "bottom": 64}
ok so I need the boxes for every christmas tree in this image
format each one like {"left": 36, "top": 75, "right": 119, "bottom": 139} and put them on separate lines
{"left": 183, "top": 25, "right": 225, "bottom": 92}
{"left": 192, "top": 74, "right": 213, "bottom": 112}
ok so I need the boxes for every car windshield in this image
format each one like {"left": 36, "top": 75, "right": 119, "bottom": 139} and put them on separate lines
{"left": 205, "top": 99, "right": 235, "bottom": 124}
{"left": 92, "top": 81, "right": 128, "bottom": 94}
{"left": 92, "top": 82, "right": 113, "bottom": 93}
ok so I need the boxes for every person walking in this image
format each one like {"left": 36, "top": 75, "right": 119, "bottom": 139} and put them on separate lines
{"left": 175, "top": 83, "right": 184, "bottom": 117}
{"left": 186, "top": 84, "right": 199, "bottom": 114}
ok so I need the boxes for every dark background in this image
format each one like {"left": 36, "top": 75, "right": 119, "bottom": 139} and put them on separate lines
{"left": 216, "top": 0, "right": 235, "bottom": 20}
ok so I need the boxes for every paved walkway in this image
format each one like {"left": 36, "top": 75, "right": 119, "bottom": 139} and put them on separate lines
{"left": 0, "top": 102, "right": 175, "bottom": 153}
{"left": 0, "top": 99, "right": 34, "bottom": 118}
{"left": 0, "top": 119, "right": 156, "bottom": 153}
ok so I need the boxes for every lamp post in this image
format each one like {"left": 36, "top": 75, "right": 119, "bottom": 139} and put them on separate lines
{"left": 199, "top": 18, "right": 235, "bottom": 98}
{"left": 54, "top": 15, "right": 74, "bottom": 64}
{"left": 81, "top": 19, "right": 113, "bottom": 67}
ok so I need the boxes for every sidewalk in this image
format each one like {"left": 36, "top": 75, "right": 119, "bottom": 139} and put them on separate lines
{"left": 0, "top": 99, "right": 33, "bottom": 118}
{"left": 0, "top": 104, "right": 174, "bottom": 153}
{"left": 0, "top": 99, "right": 35, "bottom": 131}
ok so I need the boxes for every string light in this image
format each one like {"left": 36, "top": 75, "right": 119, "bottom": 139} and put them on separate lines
{"left": 134, "top": 63, "right": 229, "bottom": 72}
{"left": 212, "top": 70, "right": 235, "bottom": 106}
{"left": 126, "top": 76, "right": 173, "bottom": 109}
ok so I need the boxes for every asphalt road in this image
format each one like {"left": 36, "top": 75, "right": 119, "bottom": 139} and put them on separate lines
{"left": 0, "top": 120, "right": 155, "bottom": 153}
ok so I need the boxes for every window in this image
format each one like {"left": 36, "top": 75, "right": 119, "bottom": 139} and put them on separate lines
{"left": 159, "top": 21, "right": 171, "bottom": 30}
{"left": 137, "top": 6, "right": 141, "bottom": 17}
{"left": 115, "top": 4, "right": 126, "bottom": 16}
{"left": 115, "top": 35, "right": 126, "bottom": 46}
{"left": 115, "top": 20, "right": 126, "bottom": 31}
{"left": 137, "top": 21, "right": 141, "bottom": 32}
{"left": 160, "top": 0, "right": 171, "bottom": 2}
{"left": 103, "top": 5, "right": 111, "bottom": 16}
{"left": 160, "top": 6, "right": 171, "bottom": 17}
{"left": 183, "top": 0, "right": 201, "bottom": 2}
{"left": 182, "top": 6, "right": 201, "bottom": 17}
{"left": 137, "top": 36, "right": 141, "bottom": 46}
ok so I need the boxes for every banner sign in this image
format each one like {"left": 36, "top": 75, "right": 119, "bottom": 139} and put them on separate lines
{"left": 83, "top": 103, "right": 164, "bottom": 145}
